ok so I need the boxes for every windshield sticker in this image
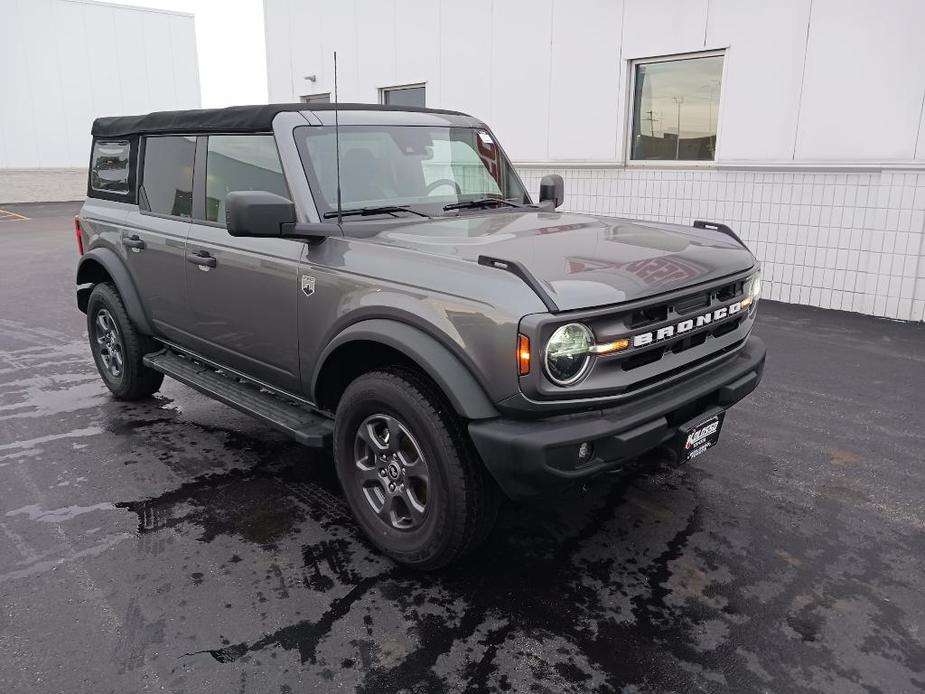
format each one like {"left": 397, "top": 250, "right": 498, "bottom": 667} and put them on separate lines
{"left": 476, "top": 133, "right": 502, "bottom": 187}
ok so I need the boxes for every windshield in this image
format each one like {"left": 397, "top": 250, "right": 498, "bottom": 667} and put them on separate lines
{"left": 295, "top": 125, "right": 530, "bottom": 218}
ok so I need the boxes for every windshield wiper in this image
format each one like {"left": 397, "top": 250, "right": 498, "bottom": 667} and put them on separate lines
{"left": 443, "top": 197, "right": 523, "bottom": 212}
{"left": 323, "top": 205, "right": 431, "bottom": 220}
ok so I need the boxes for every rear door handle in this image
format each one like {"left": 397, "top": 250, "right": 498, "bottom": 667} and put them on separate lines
{"left": 187, "top": 250, "right": 217, "bottom": 268}
{"left": 123, "top": 234, "right": 145, "bottom": 251}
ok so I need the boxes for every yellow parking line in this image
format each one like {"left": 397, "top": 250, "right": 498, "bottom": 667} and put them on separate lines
{"left": 0, "top": 208, "right": 30, "bottom": 221}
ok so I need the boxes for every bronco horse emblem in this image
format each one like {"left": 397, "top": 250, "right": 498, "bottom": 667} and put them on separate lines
{"left": 301, "top": 274, "right": 316, "bottom": 297}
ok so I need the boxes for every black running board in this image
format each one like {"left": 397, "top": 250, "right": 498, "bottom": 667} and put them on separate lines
{"left": 143, "top": 350, "right": 333, "bottom": 448}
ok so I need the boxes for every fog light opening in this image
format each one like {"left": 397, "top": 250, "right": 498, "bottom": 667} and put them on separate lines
{"left": 577, "top": 441, "right": 594, "bottom": 465}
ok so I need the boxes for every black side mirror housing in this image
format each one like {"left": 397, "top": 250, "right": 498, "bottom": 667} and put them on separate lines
{"left": 538, "top": 174, "right": 565, "bottom": 209}
{"left": 225, "top": 191, "right": 296, "bottom": 237}
{"left": 225, "top": 190, "right": 342, "bottom": 243}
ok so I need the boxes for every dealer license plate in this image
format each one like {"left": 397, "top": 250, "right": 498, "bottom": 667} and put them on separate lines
{"left": 677, "top": 411, "right": 725, "bottom": 463}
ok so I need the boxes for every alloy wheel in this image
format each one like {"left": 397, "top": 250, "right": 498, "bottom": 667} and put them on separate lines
{"left": 353, "top": 413, "right": 430, "bottom": 531}
{"left": 94, "top": 308, "right": 124, "bottom": 378}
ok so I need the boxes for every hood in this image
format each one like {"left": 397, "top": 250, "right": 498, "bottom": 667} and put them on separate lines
{"left": 360, "top": 211, "right": 756, "bottom": 311}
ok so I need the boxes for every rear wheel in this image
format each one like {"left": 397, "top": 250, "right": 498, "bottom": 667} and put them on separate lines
{"left": 334, "top": 368, "right": 500, "bottom": 569}
{"left": 87, "top": 283, "right": 163, "bottom": 400}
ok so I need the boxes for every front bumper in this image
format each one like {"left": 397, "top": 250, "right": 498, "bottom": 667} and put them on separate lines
{"left": 468, "top": 337, "right": 766, "bottom": 499}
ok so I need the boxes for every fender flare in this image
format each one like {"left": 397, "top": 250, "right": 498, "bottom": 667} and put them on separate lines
{"left": 313, "top": 319, "right": 500, "bottom": 420}
{"left": 76, "top": 248, "right": 154, "bottom": 335}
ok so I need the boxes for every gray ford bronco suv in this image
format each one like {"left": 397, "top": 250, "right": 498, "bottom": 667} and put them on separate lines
{"left": 76, "top": 103, "right": 765, "bottom": 568}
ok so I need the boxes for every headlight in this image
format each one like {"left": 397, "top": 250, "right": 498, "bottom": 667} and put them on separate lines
{"left": 544, "top": 323, "right": 593, "bottom": 385}
{"left": 746, "top": 270, "right": 762, "bottom": 302}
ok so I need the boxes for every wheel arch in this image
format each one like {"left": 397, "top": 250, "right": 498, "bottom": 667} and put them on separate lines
{"left": 76, "top": 249, "right": 154, "bottom": 335}
{"left": 312, "top": 320, "right": 500, "bottom": 421}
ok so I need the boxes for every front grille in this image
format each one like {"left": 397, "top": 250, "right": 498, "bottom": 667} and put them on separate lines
{"left": 622, "top": 348, "right": 665, "bottom": 371}
{"left": 674, "top": 292, "right": 711, "bottom": 314}
{"left": 715, "top": 282, "right": 738, "bottom": 302}
{"left": 628, "top": 304, "right": 669, "bottom": 329}
{"left": 521, "top": 269, "right": 757, "bottom": 403}
{"left": 620, "top": 314, "right": 743, "bottom": 371}
{"left": 669, "top": 330, "right": 708, "bottom": 355}
{"left": 577, "top": 273, "right": 755, "bottom": 395}
{"left": 625, "top": 279, "right": 738, "bottom": 329}
{"left": 712, "top": 315, "right": 742, "bottom": 338}
{"left": 620, "top": 337, "right": 747, "bottom": 395}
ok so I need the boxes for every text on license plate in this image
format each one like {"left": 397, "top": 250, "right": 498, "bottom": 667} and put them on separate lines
{"left": 679, "top": 412, "right": 725, "bottom": 463}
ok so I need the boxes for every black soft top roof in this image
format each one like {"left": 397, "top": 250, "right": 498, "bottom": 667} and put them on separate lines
{"left": 91, "top": 102, "right": 469, "bottom": 138}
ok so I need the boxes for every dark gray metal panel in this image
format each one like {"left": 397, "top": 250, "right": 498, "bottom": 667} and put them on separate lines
{"left": 184, "top": 223, "right": 306, "bottom": 394}
{"left": 337, "top": 210, "right": 756, "bottom": 312}
{"left": 121, "top": 208, "right": 191, "bottom": 340}
{"left": 293, "top": 233, "right": 541, "bottom": 408}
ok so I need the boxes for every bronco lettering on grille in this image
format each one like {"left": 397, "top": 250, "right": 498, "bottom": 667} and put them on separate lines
{"left": 631, "top": 300, "right": 743, "bottom": 348}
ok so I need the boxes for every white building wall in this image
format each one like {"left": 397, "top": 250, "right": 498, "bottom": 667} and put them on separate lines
{"left": 264, "top": 0, "right": 925, "bottom": 321}
{"left": 0, "top": 0, "right": 200, "bottom": 203}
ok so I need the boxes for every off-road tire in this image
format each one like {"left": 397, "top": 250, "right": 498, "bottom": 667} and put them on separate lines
{"left": 87, "top": 282, "right": 163, "bottom": 400}
{"left": 334, "top": 367, "right": 501, "bottom": 569}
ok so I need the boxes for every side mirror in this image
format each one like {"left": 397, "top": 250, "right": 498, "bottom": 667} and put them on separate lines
{"left": 538, "top": 174, "right": 565, "bottom": 209}
{"left": 225, "top": 191, "right": 296, "bottom": 237}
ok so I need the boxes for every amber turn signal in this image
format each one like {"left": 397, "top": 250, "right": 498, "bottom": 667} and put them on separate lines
{"left": 517, "top": 334, "right": 531, "bottom": 375}
{"left": 588, "top": 338, "right": 630, "bottom": 355}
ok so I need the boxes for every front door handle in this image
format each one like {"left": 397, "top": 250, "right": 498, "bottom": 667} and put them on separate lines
{"left": 122, "top": 234, "right": 145, "bottom": 250}
{"left": 187, "top": 250, "right": 217, "bottom": 268}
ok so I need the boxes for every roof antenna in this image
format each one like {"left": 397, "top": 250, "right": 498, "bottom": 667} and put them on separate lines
{"left": 333, "top": 51, "right": 343, "bottom": 226}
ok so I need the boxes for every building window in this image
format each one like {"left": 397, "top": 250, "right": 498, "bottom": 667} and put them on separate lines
{"left": 380, "top": 84, "right": 425, "bottom": 108}
{"left": 629, "top": 52, "right": 724, "bottom": 162}
{"left": 300, "top": 93, "right": 330, "bottom": 103}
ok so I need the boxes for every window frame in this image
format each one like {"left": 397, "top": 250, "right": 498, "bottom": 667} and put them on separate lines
{"left": 292, "top": 124, "right": 531, "bottom": 222}
{"left": 137, "top": 134, "right": 198, "bottom": 221}
{"left": 379, "top": 82, "right": 426, "bottom": 108}
{"left": 300, "top": 93, "right": 331, "bottom": 103}
{"left": 87, "top": 137, "right": 138, "bottom": 203}
{"left": 624, "top": 49, "right": 727, "bottom": 167}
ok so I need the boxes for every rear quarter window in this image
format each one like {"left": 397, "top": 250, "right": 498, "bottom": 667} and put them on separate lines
{"left": 89, "top": 140, "right": 131, "bottom": 195}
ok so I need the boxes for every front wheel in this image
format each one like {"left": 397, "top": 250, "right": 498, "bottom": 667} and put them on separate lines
{"left": 333, "top": 368, "right": 500, "bottom": 569}
{"left": 86, "top": 282, "right": 164, "bottom": 400}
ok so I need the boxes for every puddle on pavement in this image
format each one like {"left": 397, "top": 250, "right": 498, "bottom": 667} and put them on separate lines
{"left": 4, "top": 318, "right": 924, "bottom": 692}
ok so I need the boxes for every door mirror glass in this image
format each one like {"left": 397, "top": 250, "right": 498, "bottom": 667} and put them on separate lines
{"left": 539, "top": 174, "right": 565, "bottom": 209}
{"left": 224, "top": 191, "right": 296, "bottom": 237}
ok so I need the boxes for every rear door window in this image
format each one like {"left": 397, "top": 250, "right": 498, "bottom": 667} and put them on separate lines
{"left": 89, "top": 140, "right": 131, "bottom": 195}
{"left": 204, "top": 135, "right": 288, "bottom": 225}
{"left": 141, "top": 136, "right": 196, "bottom": 218}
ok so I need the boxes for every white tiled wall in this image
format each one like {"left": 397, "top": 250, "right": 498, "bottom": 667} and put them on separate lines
{"left": 0, "top": 169, "right": 86, "bottom": 204}
{"left": 517, "top": 166, "right": 925, "bottom": 322}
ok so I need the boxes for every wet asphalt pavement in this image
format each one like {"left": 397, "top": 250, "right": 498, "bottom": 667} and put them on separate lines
{"left": 1, "top": 201, "right": 924, "bottom": 693}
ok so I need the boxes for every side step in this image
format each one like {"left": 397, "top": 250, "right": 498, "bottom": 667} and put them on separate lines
{"left": 143, "top": 350, "right": 333, "bottom": 448}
